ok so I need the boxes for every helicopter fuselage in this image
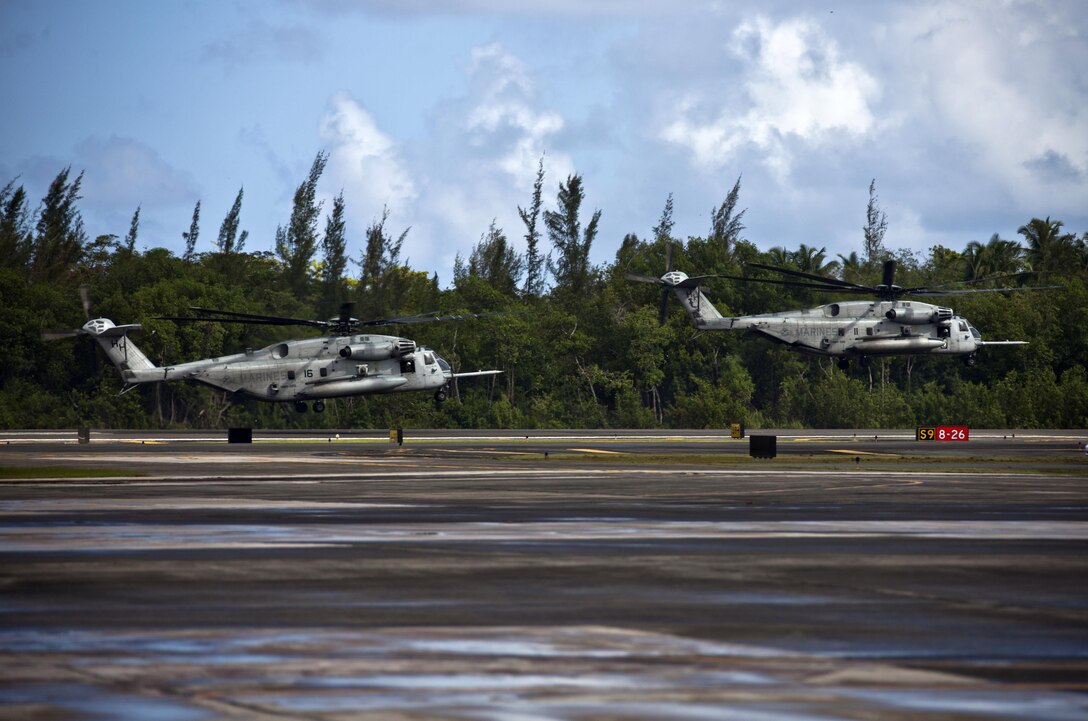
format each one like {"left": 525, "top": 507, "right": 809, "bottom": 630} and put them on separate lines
{"left": 97, "top": 324, "right": 451, "bottom": 401}
{"left": 698, "top": 299, "right": 980, "bottom": 358}
{"left": 660, "top": 273, "right": 1026, "bottom": 367}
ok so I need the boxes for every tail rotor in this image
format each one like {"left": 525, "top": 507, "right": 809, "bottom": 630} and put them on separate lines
{"left": 41, "top": 285, "right": 94, "bottom": 341}
{"left": 657, "top": 244, "right": 674, "bottom": 324}
{"left": 41, "top": 285, "right": 112, "bottom": 381}
{"left": 626, "top": 242, "right": 679, "bottom": 325}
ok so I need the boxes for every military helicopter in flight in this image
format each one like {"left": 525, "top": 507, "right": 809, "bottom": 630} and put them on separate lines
{"left": 44, "top": 300, "right": 501, "bottom": 412}
{"left": 629, "top": 253, "right": 1044, "bottom": 370}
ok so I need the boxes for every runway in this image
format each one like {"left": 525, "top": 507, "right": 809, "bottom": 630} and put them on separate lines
{"left": 1, "top": 430, "right": 1086, "bottom": 720}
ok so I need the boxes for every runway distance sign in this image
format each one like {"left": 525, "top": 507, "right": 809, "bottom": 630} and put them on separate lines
{"left": 916, "top": 426, "right": 970, "bottom": 442}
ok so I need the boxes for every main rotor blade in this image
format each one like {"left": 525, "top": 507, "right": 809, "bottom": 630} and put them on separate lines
{"left": 717, "top": 273, "right": 872, "bottom": 293}
{"left": 904, "top": 285, "right": 1062, "bottom": 297}
{"left": 358, "top": 310, "right": 524, "bottom": 327}
{"left": 184, "top": 307, "right": 326, "bottom": 328}
{"left": 626, "top": 272, "right": 663, "bottom": 284}
{"left": 881, "top": 259, "right": 897, "bottom": 288}
{"left": 658, "top": 288, "right": 669, "bottom": 325}
{"left": 744, "top": 263, "right": 873, "bottom": 291}
{"left": 900, "top": 272, "right": 1052, "bottom": 295}
{"left": 155, "top": 315, "right": 324, "bottom": 328}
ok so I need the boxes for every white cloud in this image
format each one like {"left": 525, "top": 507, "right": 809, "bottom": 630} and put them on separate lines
{"left": 661, "top": 15, "right": 880, "bottom": 178}
{"left": 320, "top": 92, "right": 418, "bottom": 224}
{"left": 462, "top": 44, "right": 572, "bottom": 193}
{"left": 411, "top": 43, "right": 575, "bottom": 273}
{"left": 890, "top": 1, "right": 1088, "bottom": 208}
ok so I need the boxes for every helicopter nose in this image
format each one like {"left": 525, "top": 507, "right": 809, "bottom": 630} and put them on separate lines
{"left": 436, "top": 355, "right": 452, "bottom": 376}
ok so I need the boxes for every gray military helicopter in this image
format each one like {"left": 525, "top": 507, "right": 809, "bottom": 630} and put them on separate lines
{"left": 629, "top": 254, "right": 1042, "bottom": 370}
{"left": 45, "top": 301, "right": 500, "bottom": 412}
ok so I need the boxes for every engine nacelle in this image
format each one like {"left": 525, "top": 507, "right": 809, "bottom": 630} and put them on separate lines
{"left": 885, "top": 307, "right": 936, "bottom": 325}
{"left": 339, "top": 338, "right": 416, "bottom": 361}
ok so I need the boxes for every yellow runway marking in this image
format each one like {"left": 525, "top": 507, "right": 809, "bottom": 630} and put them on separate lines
{"left": 437, "top": 449, "right": 541, "bottom": 456}
{"left": 568, "top": 448, "right": 626, "bottom": 455}
{"left": 826, "top": 449, "right": 899, "bottom": 457}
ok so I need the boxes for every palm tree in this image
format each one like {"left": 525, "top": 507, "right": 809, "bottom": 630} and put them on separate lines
{"left": 793, "top": 244, "right": 840, "bottom": 277}
{"left": 767, "top": 246, "right": 793, "bottom": 268}
{"left": 836, "top": 251, "right": 863, "bottom": 283}
{"left": 963, "top": 233, "right": 1025, "bottom": 280}
{"left": 1018, "top": 217, "right": 1076, "bottom": 274}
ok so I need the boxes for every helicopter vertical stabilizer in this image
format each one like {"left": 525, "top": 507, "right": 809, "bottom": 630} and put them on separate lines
{"left": 625, "top": 269, "right": 731, "bottom": 329}
{"left": 669, "top": 274, "right": 726, "bottom": 327}
{"left": 81, "top": 319, "right": 156, "bottom": 374}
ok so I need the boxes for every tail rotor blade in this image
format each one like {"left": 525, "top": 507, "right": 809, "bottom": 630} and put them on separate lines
{"left": 79, "top": 285, "right": 92, "bottom": 320}
{"left": 42, "top": 330, "right": 81, "bottom": 341}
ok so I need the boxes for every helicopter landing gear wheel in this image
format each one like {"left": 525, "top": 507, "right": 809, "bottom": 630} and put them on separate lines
{"left": 434, "top": 389, "right": 447, "bottom": 403}
{"left": 838, "top": 358, "right": 849, "bottom": 371}
{"left": 313, "top": 401, "right": 325, "bottom": 413}
{"left": 294, "top": 401, "right": 308, "bottom": 413}
{"left": 964, "top": 354, "right": 976, "bottom": 367}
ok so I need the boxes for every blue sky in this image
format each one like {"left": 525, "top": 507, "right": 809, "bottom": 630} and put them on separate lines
{"left": 3, "top": 0, "right": 1086, "bottom": 285}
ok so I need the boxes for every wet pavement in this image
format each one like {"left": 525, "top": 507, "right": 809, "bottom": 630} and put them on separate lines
{"left": 0, "top": 431, "right": 1086, "bottom": 720}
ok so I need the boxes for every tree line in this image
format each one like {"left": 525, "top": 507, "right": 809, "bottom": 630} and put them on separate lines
{"left": 2, "top": 155, "right": 1086, "bottom": 430}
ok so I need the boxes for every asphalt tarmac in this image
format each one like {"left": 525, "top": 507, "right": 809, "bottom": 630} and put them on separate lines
{"left": 1, "top": 430, "right": 1086, "bottom": 720}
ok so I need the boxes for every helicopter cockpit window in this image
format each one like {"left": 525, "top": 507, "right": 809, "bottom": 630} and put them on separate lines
{"left": 958, "top": 321, "right": 969, "bottom": 333}
{"left": 437, "top": 358, "right": 451, "bottom": 372}
{"left": 970, "top": 326, "right": 981, "bottom": 339}
{"left": 423, "top": 352, "right": 435, "bottom": 365}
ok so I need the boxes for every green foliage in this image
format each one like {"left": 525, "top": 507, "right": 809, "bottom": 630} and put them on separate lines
{"left": 216, "top": 187, "right": 247, "bottom": 253}
{"left": 545, "top": 174, "right": 600, "bottom": 299}
{"left": 30, "top": 167, "right": 86, "bottom": 281}
{"left": 276, "top": 151, "right": 329, "bottom": 296}
{"left": 4, "top": 165, "right": 1086, "bottom": 430}
{"left": 0, "top": 179, "right": 33, "bottom": 269}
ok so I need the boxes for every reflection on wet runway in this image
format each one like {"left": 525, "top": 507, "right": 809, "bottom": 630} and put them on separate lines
{"left": 8, "top": 626, "right": 1085, "bottom": 721}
